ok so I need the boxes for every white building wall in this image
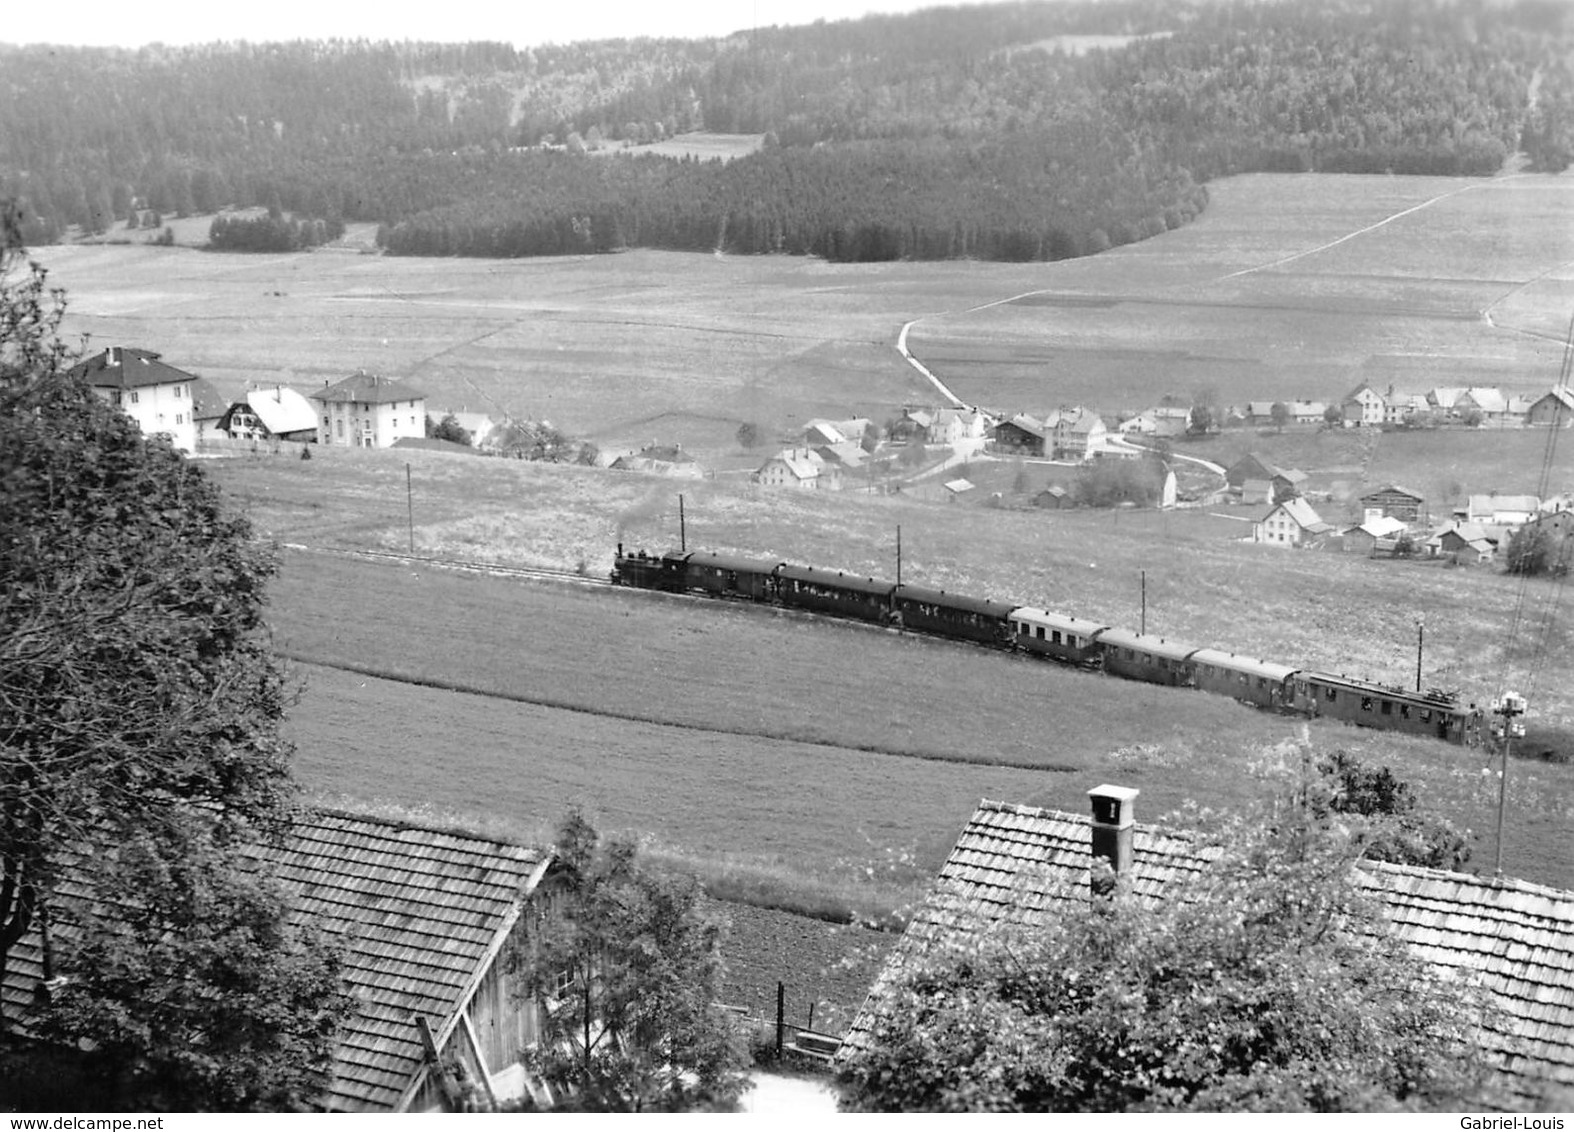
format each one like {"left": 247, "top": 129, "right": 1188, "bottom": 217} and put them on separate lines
{"left": 95, "top": 381, "right": 197, "bottom": 453}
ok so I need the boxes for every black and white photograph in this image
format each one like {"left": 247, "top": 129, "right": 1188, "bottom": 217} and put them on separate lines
{"left": 2, "top": 0, "right": 1572, "bottom": 1115}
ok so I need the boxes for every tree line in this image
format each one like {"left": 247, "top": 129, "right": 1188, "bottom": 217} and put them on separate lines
{"left": 0, "top": 0, "right": 1568, "bottom": 263}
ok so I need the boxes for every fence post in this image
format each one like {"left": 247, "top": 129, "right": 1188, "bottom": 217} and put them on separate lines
{"left": 776, "top": 982, "right": 785, "bottom": 1059}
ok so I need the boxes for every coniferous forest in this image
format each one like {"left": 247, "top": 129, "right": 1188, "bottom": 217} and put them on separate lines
{"left": 2, "top": 0, "right": 1570, "bottom": 262}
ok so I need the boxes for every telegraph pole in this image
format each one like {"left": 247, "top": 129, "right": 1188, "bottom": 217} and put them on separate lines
{"left": 679, "top": 493, "right": 686, "bottom": 552}
{"left": 1140, "top": 570, "right": 1147, "bottom": 636}
{"left": 405, "top": 463, "right": 414, "bottom": 554}
{"left": 1415, "top": 617, "right": 1424, "bottom": 692}
{"left": 896, "top": 524, "right": 903, "bottom": 587}
{"left": 1491, "top": 692, "right": 1528, "bottom": 877}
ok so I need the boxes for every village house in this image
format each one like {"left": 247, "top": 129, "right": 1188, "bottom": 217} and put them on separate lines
{"left": 1465, "top": 493, "right": 1540, "bottom": 527}
{"left": 1117, "top": 406, "right": 1188, "bottom": 437}
{"left": 1339, "top": 514, "right": 1409, "bottom": 555}
{"left": 1425, "top": 522, "right": 1496, "bottom": 565}
{"left": 802, "top": 419, "right": 847, "bottom": 447}
{"left": 219, "top": 385, "right": 320, "bottom": 444}
{"left": 1527, "top": 388, "right": 1574, "bottom": 428}
{"left": 1289, "top": 400, "right": 1329, "bottom": 425}
{"left": 838, "top": 792, "right": 1574, "bottom": 1108}
{"left": 993, "top": 414, "right": 1047, "bottom": 456}
{"left": 1385, "top": 390, "right": 1433, "bottom": 426}
{"left": 188, "top": 377, "right": 230, "bottom": 446}
{"left": 432, "top": 409, "right": 499, "bottom": 449}
{"left": 1456, "top": 387, "right": 1509, "bottom": 421}
{"left": 3, "top": 810, "right": 558, "bottom": 1112}
{"left": 609, "top": 444, "right": 704, "bottom": 478}
{"left": 889, "top": 408, "right": 935, "bottom": 443}
{"left": 1044, "top": 407, "right": 1107, "bottom": 461}
{"left": 69, "top": 346, "right": 202, "bottom": 453}
{"left": 1253, "top": 497, "right": 1332, "bottom": 547}
{"left": 312, "top": 371, "right": 427, "bottom": 448}
{"left": 1359, "top": 484, "right": 1427, "bottom": 523}
{"left": 1429, "top": 387, "right": 1469, "bottom": 415}
{"left": 1034, "top": 485, "right": 1070, "bottom": 509}
{"left": 1341, "top": 383, "right": 1387, "bottom": 426}
{"left": 754, "top": 447, "right": 840, "bottom": 490}
{"left": 927, "top": 407, "right": 989, "bottom": 446}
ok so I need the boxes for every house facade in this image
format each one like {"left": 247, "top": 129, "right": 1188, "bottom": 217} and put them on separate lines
{"left": 1527, "top": 388, "right": 1574, "bottom": 428}
{"left": 1342, "top": 383, "right": 1386, "bottom": 426}
{"left": 993, "top": 415, "right": 1047, "bottom": 456}
{"left": 69, "top": 346, "right": 201, "bottom": 453}
{"left": 754, "top": 448, "right": 838, "bottom": 489}
{"left": 1253, "top": 497, "right": 1331, "bottom": 547}
{"left": 1359, "top": 484, "right": 1426, "bottom": 523}
{"left": 312, "top": 372, "right": 427, "bottom": 448}
{"left": 838, "top": 793, "right": 1574, "bottom": 1108}
{"left": 220, "top": 385, "right": 320, "bottom": 443}
{"left": 1466, "top": 493, "right": 1540, "bottom": 526}
{"left": 1046, "top": 408, "right": 1106, "bottom": 461}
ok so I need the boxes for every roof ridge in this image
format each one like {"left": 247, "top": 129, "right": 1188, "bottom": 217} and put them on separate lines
{"left": 304, "top": 804, "right": 545, "bottom": 854}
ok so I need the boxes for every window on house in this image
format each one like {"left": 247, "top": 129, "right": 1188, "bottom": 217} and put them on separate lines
{"left": 1361, "top": 697, "right": 1373, "bottom": 712}
{"left": 1051, "top": 631, "right": 1062, "bottom": 644}
{"left": 336, "top": 420, "right": 344, "bottom": 437}
{"left": 175, "top": 413, "right": 183, "bottom": 425}
{"left": 1400, "top": 704, "right": 1411, "bottom": 719}
{"left": 129, "top": 391, "right": 139, "bottom": 404}
{"left": 1325, "top": 687, "right": 1338, "bottom": 702}
{"left": 1380, "top": 701, "right": 1393, "bottom": 715}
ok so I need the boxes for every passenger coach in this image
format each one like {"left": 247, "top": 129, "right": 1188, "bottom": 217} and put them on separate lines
{"left": 1008, "top": 608, "right": 1109, "bottom": 666}
{"left": 775, "top": 565, "right": 894, "bottom": 624}
{"left": 1096, "top": 629, "right": 1198, "bottom": 687}
{"left": 678, "top": 551, "right": 781, "bottom": 601}
{"left": 892, "top": 585, "right": 1015, "bottom": 646}
{"left": 1189, "top": 649, "right": 1298, "bottom": 710}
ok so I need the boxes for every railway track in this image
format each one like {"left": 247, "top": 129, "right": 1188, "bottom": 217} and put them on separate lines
{"left": 277, "top": 542, "right": 613, "bottom": 589}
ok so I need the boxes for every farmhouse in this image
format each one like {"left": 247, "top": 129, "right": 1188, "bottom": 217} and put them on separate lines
{"left": 313, "top": 371, "right": 427, "bottom": 449}
{"left": 802, "top": 419, "right": 847, "bottom": 446}
{"left": 1044, "top": 407, "right": 1106, "bottom": 461}
{"left": 1253, "top": 497, "right": 1331, "bottom": 547}
{"left": 928, "top": 407, "right": 988, "bottom": 445}
{"left": 188, "top": 378, "right": 229, "bottom": 445}
{"left": 1464, "top": 493, "right": 1540, "bottom": 526}
{"left": 1339, "top": 514, "right": 1408, "bottom": 555}
{"left": 69, "top": 346, "right": 202, "bottom": 453}
{"left": 1034, "top": 485, "right": 1070, "bottom": 508}
{"left": 838, "top": 792, "right": 1574, "bottom": 1108}
{"left": 1426, "top": 523, "right": 1496, "bottom": 565}
{"left": 1359, "top": 484, "right": 1426, "bottom": 523}
{"left": 2, "top": 810, "right": 557, "bottom": 1112}
{"left": 1457, "top": 387, "right": 1509, "bottom": 420}
{"left": 432, "top": 410, "right": 499, "bottom": 448}
{"left": 754, "top": 448, "right": 840, "bottom": 490}
{"left": 1341, "top": 382, "right": 1386, "bottom": 426}
{"left": 220, "top": 385, "right": 320, "bottom": 443}
{"left": 1223, "top": 452, "right": 1280, "bottom": 489}
{"left": 1527, "top": 388, "right": 1574, "bottom": 428}
{"left": 1118, "top": 406, "right": 1190, "bottom": 437}
{"left": 1386, "top": 391, "right": 1433, "bottom": 425}
{"left": 993, "top": 414, "right": 1047, "bottom": 456}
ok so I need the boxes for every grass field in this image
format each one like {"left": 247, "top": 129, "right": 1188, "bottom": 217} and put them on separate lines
{"left": 35, "top": 169, "right": 1574, "bottom": 464}
{"left": 271, "top": 548, "right": 1574, "bottom": 920}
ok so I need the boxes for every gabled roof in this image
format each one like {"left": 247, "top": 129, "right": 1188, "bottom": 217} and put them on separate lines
{"left": 67, "top": 346, "right": 200, "bottom": 391}
{"left": 1461, "top": 387, "right": 1508, "bottom": 414}
{"left": 1531, "top": 388, "right": 1574, "bottom": 413}
{"left": 1345, "top": 515, "right": 1409, "bottom": 539}
{"left": 3, "top": 810, "right": 549, "bottom": 1113}
{"left": 840, "top": 798, "right": 1574, "bottom": 1106}
{"left": 312, "top": 372, "right": 426, "bottom": 405}
{"left": 1469, "top": 494, "right": 1540, "bottom": 517}
{"left": 815, "top": 442, "right": 866, "bottom": 468}
{"left": 188, "top": 376, "right": 229, "bottom": 422}
{"left": 758, "top": 450, "right": 822, "bottom": 480}
{"left": 997, "top": 414, "right": 1045, "bottom": 439}
{"left": 240, "top": 386, "right": 319, "bottom": 435}
{"left": 1430, "top": 387, "right": 1468, "bottom": 409}
{"left": 1361, "top": 484, "right": 1426, "bottom": 502}
{"left": 803, "top": 420, "right": 846, "bottom": 446}
{"left": 1264, "top": 497, "right": 1327, "bottom": 531}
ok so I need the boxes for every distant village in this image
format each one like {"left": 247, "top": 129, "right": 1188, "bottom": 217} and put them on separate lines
{"left": 76, "top": 342, "right": 1574, "bottom": 570}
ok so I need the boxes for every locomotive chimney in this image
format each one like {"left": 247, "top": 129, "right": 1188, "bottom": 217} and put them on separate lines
{"left": 1088, "top": 784, "right": 1139, "bottom": 896}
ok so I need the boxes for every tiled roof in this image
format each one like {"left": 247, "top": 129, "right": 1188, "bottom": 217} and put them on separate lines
{"left": 68, "top": 346, "right": 200, "bottom": 391}
{"left": 840, "top": 798, "right": 1574, "bottom": 1107}
{"left": 2, "top": 810, "right": 547, "bottom": 1113}
{"left": 313, "top": 372, "right": 426, "bottom": 405}
{"left": 188, "top": 377, "right": 230, "bottom": 422}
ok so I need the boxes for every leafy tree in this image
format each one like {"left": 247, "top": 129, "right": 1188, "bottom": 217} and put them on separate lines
{"left": 899, "top": 438, "right": 929, "bottom": 468}
{"left": 1323, "top": 403, "right": 1345, "bottom": 428}
{"left": 836, "top": 783, "right": 1498, "bottom": 1113}
{"left": 1186, "top": 403, "right": 1213, "bottom": 437}
{"left": 1310, "top": 749, "right": 1470, "bottom": 870}
{"left": 1504, "top": 523, "right": 1571, "bottom": 577}
{"left": 0, "top": 203, "right": 350, "bottom": 1109}
{"left": 1270, "top": 401, "right": 1291, "bottom": 432}
{"left": 735, "top": 420, "right": 760, "bottom": 449}
{"left": 509, "top": 811, "right": 748, "bottom": 1112}
{"left": 1459, "top": 407, "right": 1484, "bottom": 428}
{"left": 427, "top": 412, "right": 472, "bottom": 445}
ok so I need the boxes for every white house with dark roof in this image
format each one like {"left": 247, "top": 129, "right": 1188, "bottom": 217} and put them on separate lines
{"left": 2, "top": 810, "right": 557, "bottom": 1112}
{"left": 69, "top": 346, "right": 201, "bottom": 453}
{"left": 1253, "top": 497, "right": 1332, "bottom": 547}
{"left": 839, "top": 793, "right": 1574, "bottom": 1108}
{"left": 312, "top": 371, "right": 427, "bottom": 448}
{"left": 755, "top": 448, "right": 839, "bottom": 490}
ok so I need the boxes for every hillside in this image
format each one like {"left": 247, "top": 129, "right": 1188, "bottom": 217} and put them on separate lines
{"left": 3, "top": 0, "right": 1570, "bottom": 261}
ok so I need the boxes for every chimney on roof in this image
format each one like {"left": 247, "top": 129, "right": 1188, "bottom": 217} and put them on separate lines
{"left": 108, "top": 346, "right": 121, "bottom": 367}
{"left": 1088, "top": 784, "right": 1139, "bottom": 896}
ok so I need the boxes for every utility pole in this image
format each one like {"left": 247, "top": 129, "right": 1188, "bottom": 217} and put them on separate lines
{"left": 1140, "top": 570, "right": 1147, "bottom": 636}
{"left": 1490, "top": 692, "right": 1528, "bottom": 877}
{"left": 405, "top": 463, "right": 414, "bottom": 554}
{"left": 678, "top": 493, "right": 686, "bottom": 552}
{"left": 1415, "top": 617, "right": 1424, "bottom": 693}
{"left": 896, "top": 524, "right": 902, "bottom": 587}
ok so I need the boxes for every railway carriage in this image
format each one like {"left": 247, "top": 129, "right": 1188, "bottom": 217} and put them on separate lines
{"left": 1008, "top": 607, "right": 1109, "bottom": 666}
{"left": 677, "top": 551, "right": 782, "bottom": 602}
{"left": 892, "top": 585, "right": 1016, "bottom": 646}
{"left": 1294, "top": 671, "right": 1476, "bottom": 744}
{"left": 1095, "top": 629, "right": 1199, "bottom": 688}
{"left": 774, "top": 564, "right": 895, "bottom": 624}
{"left": 1189, "top": 649, "right": 1299, "bottom": 710}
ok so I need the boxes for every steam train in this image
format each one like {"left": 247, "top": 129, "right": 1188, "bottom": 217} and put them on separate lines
{"left": 612, "top": 544, "right": 1483, "bottom": 746}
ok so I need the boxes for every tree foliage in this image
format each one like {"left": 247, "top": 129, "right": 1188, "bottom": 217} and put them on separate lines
{"left": 836, "top": 769, "right": 1498, "bottom": 1113}
{"left": 508, "top": 811, "right": 748, "bottom": 1112}
{"left": 0, "top": 202, "right": 349, "bottom": 1110}
{"left": 1504, "top": 522, "right": 1572, "bottom": 577}
{"left": 426, "top": 412, "right": 473, "bottom": 446}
